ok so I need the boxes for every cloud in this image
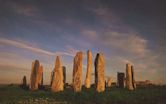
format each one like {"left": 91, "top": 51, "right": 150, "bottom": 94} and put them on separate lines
{"left": 65, "top": 45, "right": 79, "bottom": 56}
{"left": 81, "top": 29, "right": 98, "bottom": 40}
{"left": 80, "top": 6, "right": 149, "bottom": 57}
{"left": 101, "top": 31, "right": 148, "bottom": 56}
{"left": 0, "top": 51, "right": 31, "bottom": 68}
{"left": 80, "top": 28, "right": 148, "bottom": 57}
{"left": 89, "top": 6, "right": 122, "bottom": 28}
{"left": 120, "top": 58, "right": 134, "bottom": 65}
{"left": 92, "top": 7, "right": 118, "bottom": 22}
{"left": 0, "top": 38, "right": 74, "bottom": 57}
{"left": 14, "top": 5, "right": 38, "bottom": 17}
{"left": 5, "top": 1, "right": 39, "bottom": 17}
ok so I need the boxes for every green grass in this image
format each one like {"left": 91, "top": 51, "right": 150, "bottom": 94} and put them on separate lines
{"left": 0, "top": 85, "right": 166, "bottom": 104}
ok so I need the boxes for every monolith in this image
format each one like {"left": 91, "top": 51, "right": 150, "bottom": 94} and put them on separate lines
{"left": 95, "top": 53, "right": 105, "bottom": 92}
{"left": 126, "top": 63, "right": 134, "bottom": 90}
{"left": 85, "top": 50, "right": 92, "bottom": 88}
{"left": 73, "top": 51, "right": 83, "bottom": 92}
{"left": 117, "top": 72, "right": 125, "bottom": 88}
{"left": 131, "top": 65, "right": 136, "bottom": 89}
{"left": 51, "top": 56, "right": 64, "bottom": 92}
{"left": 29, "top": 60, "right": 40, "bottom": 90}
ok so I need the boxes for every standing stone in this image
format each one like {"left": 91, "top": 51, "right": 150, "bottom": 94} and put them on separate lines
{"left": 51, "top": 56, "right": 64, "bottom": 92}
{"left": 22, "top": 76, "right": 27, "bottom": 88}
{"left": 94, "top": 53, "right": 105, "bottom": 92}
{"left": 117, "top": 72, "right": 125, "bottom": 88}
{"left": 73, "top": 51, "right": 83, "bottom": 92}
{"left": 126, "top": 63, "right": 134, "bottom": 90}
{"left": 29, "top": 60, "right": 40, "bottom": 90}
{"left": 62, "top": 66, "right": 66, "bottom": 85}
{"left": 107, "top": 77, "right": 112, "bottom": 87}
{"left": 38, "top": 65, "right": 43, "bottom": 87}
{"left": 85, "top": 50, "right": 92, "bottom": 88}
{"left": 131, "top": 65, "right": 136, "bottom": 89}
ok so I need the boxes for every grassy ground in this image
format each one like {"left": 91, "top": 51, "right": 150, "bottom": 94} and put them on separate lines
{"left": 0, "top": 85, "right": 166, "bottom": 104}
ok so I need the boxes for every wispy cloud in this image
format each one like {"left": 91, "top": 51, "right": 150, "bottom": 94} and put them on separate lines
{"left": 15, "top": 5, "right": 38, "bottom": 17}
{"left": 65, "top": 45, "right": 78, "bottom": 56}
{"left": 101, "top": 31, "right": 148, "bottom": 56}
{"left": 80, "top": 28, "right": 148, "bottom": 57}
{"left": 0, "top": 38, "right": 74, "bottom": 57}
{"left": 6, "top": 1, "right": 39, "bottom": 17}
{"left": 81, "top": 29, "right": 98, "bottom": 40}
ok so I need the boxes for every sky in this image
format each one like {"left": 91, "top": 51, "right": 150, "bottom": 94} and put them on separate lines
{"left": 0, "top": 0, "right": 166, "bottom": 85}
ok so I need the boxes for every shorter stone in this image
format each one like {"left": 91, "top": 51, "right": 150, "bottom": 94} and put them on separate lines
{"left": 117, "top": 72, "right": 125, "bottom": 88}
{"left": 21, "top": 76, "right": 27, "bottom": 89}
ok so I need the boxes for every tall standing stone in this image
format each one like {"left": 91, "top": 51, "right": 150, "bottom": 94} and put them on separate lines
{"left": 94, "top": 53, "right": 105, "bottom": 92}
{"left": 62, "top": 66, "right": 66, "bottom": 85}
{"left": 51, "top": 56, "right": 64, "bottom": 92}
{"left": 85, "top": 50, "right": 92, "bottom": 88}
{"left": 126, "top": 63, "right": 134, "bottom": 90}
{"left": 73, "top": 51, "right": 83, "bottom": 92}
{"left": 29, "top": 60, "right": 40, "bottom": 90}
{"left": 131, "top": 65, "right": 136, "bottom": 89}
{"left": 117, "top": 72, "right": 125, "bottom": 88}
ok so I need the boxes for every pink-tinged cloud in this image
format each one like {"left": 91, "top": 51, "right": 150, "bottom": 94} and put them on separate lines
{"left": 0, "top": 38, "right": 74, "bottom": 57}
{"left": 81, "top": 29, "right": 97, "bottom": 40}
{"left": 8, "top": 1, "right": 39, "bottom": 17}
{"left": 3, "top": 1, "right": 38, "bottom": 17}
{"left": 100, "top": 31, "right": 148, "bottom": 57}
{"left": 16, "top": 6, "right": 38, "bottom": 16}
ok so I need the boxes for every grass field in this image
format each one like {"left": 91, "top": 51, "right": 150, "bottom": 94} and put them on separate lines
{"left": 0, "top": 84, "right": 166, "bottom": 104}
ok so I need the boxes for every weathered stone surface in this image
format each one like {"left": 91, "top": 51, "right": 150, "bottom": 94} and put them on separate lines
{"left": 94, "top": 53, "right": 105, "bottom": 92}
{"left": 85, "top": 50, "right": 92, "bottom": 88}
{"left": 62, "top": 66, "right": 66, "bottom": 85}
{"left": 107, "top": 77, "right": 112, "bottom": 87}
{"left": 131, "top": 65, "right": 136, "bottom": 89}
{"left": 51, "top": 56, "right": 64, "bottom": 92}
{"left": 126, "top": 63, "right": 134, "bottom": 90}
{"left": 72, "top": 51, "right": 83, "bottom": 92}
{"left": 117, "top": 72, "right": 125, "bottom": 88}
{"left": 38, "top": 65, "right": 43, "bottom": 87}
{"left": 29, "top": 60, "right": 40, "bottom": 90}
